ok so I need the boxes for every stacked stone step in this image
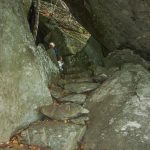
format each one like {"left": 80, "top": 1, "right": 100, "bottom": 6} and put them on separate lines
{"left": 11, "top": 67, "right": 108, "bottom": 150}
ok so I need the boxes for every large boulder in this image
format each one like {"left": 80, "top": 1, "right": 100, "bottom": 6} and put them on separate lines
{"left": 105, "top": 49, "right": 149, "bottom": 69}
{"left": 63, "top": 0, "right": 150, "bottom": 60}
{"left": 83, "top": 64, "right": 150, "bottom": 149}
{"left": 63, "top": 36, "right": 105, "bottom": 73}
{"left": 38, "top": 1, "right": 90, "bottom": 56}
{"left": 0, "top": 0, "right": 53, "bottom": 142}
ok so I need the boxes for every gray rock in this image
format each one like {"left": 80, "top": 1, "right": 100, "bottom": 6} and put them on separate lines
{"left": 64, "top": 0, "right": 150, "bottom": 60}
{"left": 50, "top": 85, "right": 67, "bottom": 99}
{"left": 83, "top": 36, "right": 104, "bottom": 66}
{"left": 106, "top": 67, "right": 120, "bottom": 77}
{"left": 36, "top": 44, "right": 59, "bottom": 84}
{"left": 39, "top": 1, "right": 89, "bottom": 56}
{"left": 50, "top": 89, "right": 62, "bottom": 99}
{"left": 70, "top": 116, "right": 89, "bottom": 125}
{"left": 0, "top": 0, "right": 52, "bottom": 142}
{"left": 63, "top": 49, "right": 92, "bottom": 73}
{"left": 63, "top": 66, "right": 86, "bottom": 74}
{"left": 57, "top": 78, "right": 94, "bottom": 88}
{"left": 20, "top": 121, "right": 86, "bottom": 150}
{"left": 40, "top": 103, "right": 89, "bottom": 120}
{"left": 46, "top": 27, "right": 89, "bottom": 56}
{"left": 67, "top": 78, "right": 93, "bottom": 83}
{"left": 60, "top": 94, "right": 87, "bottom": 105}
{"left": 64, "top": 70, "right": 92, "bottom": 80}
{"left": 105, "top": 49, "right": 149, "bottom": 69}
{"left": 64, "top": 83, "right": 99, "bottom": 93}
{"left": 93, "top": 74, "right": 108, "bottom": 83}
{"left": 84, "top": 64, "right": 150, "bottom": 150}
{"left": 93, "top": 66, "right": 107, "bottom": 76}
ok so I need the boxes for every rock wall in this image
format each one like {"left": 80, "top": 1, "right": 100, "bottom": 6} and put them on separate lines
{"left": 63, "top": 0, "right": 150, "bottom": 60}
{"left": 0, "top": 0, "right": 53, "bottom": 142}
{"left": 84, "top": 63, "right": 150, "bottom": 150}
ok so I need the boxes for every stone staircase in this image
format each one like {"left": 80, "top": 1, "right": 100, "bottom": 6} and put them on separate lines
{"left": 0, "top": 66, "right": 108, "bottom": 150}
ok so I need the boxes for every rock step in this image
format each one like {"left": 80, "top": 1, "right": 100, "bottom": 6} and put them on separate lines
{"left": 58, "top": 94, "right": 87, "bottom": 105}
{"left": 40, "top": 103, "right": 89, "bottom": 120}
{"left": 49, "top": 85, "right": 71, "bottom": 99}
{"left": 64, "top": 70, "right": 92, "bottom": 79}
{"left": 57, "top": 78, "right": 94, "bottom": 88}
{"left": 63, "top": 66, "right": 87, "bottom": 74}
{"left": 64, "top": 82, "right": 99, "bottom": 94}
{"left": 20, "top": 121, "right": 86, "bottom": 150}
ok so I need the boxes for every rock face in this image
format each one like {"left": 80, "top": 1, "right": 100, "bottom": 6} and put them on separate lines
{"left": 84, "top": 64, "right": 150, "bottom": 149}
{"left": 20, "top": 121, "right": 86, "bottom": 150}
{"left": 63, "top": 0, "right": 150, "bottom": 60}
{"left": 0, "top": 0, "right": 52, "bottom": 142}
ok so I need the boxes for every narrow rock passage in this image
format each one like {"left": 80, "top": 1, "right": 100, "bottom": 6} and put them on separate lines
{"left": 1, "top": 65, "right": 108, "bottom": 150}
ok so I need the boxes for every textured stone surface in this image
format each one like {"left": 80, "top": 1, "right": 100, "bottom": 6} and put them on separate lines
{"left": 84, "top": 64, "right": 150, "bottom": 150}
{"left": 93, "top": 66, "right": 107, "bottom": 76}
{"left": 64, "top": 83, "right": 99, "bottom": 94}
{"left": 60, "top": 94, "right": 87, "bottom": 105}
{"left": 63, "top": 50, "right": 91, "bottom": 72}
{"left": 105, "top": 49, "right": 149, "bottom": 69}
{"left": 64, "top": 0, "right": 150, "bottom": 60}
{"left": 35, "top": 44, "right": 59, "bottom": 84}
{"left": 57, "top": 78, "right": 93, "bottom": 88}
{"left": 40, "top": 103, "right": 89, "bottom": 120}
{"left": 49, "top": 85, "right": 71, "bottom": 99}
{"left": 64, "top": 71, "right": 92, "bottom": 80}
{"left": 93, "top": 74, "right": 108, "bottom": 83}
{"left": 20, "top": 121, "right": 86, "bottom": 150}
{"left": 83, "top": 36, "right": 104, "bottom": 66}
{"left": 70, "top": 116, "right": 89, "bottom": 125}
{"left": 0, "top": 0, "right": 52, "bottom": 142}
